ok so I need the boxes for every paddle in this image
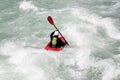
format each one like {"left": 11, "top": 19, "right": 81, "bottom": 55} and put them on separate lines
{"left": 47, "top": 16, "right": 69, "bottom": 45}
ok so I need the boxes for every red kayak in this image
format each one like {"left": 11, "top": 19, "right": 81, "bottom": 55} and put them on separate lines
{"left": 44, "top": 37, "right": 65, "bottom": 51}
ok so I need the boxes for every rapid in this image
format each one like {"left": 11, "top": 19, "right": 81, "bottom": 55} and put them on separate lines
{"left": 0, "top": 0, "right": 120, "bottom": 80}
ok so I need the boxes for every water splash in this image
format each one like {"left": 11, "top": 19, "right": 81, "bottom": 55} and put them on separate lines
{"left": 19, "top": 1, "right": 38, "bottom": 11}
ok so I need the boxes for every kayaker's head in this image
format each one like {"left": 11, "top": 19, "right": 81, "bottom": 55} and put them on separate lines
{"left": 53, "top": 31, "right": 59, "bottom": 37}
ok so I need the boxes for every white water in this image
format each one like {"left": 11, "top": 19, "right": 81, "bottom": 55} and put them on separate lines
{"left": 0, "top": 0, "right": 120, "bottom": 80}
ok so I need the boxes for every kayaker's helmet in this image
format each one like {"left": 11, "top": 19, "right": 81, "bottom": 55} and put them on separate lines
{"left": 53, "top": 31, "right": 59, "bottom": 36}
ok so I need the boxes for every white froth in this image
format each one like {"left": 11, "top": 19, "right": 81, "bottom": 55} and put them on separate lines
{"left": 0, "top": 42, "right": 47, "bottom": 80}
{"left": 71, "top": 8, "right": 120, "bottom": 39}
{"left": 19, "top": 1, "right": 38, "bottom": 11}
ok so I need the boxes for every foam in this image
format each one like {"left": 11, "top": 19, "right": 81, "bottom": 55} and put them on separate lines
{"left": 19, "top": 1, "right": 38, "bottom": 11}
{"left": 0, "top": 42, "right": 47, "bottom": 80}
{"left": 112, "top": 2, "right": 120, "bottom": 10}
{"left": 98, "top": 60, "right": 119, "bottom": 80}
{"left": 61, "top": 7, "right": 120, "bottom": 80}
{"left": 70, "top": 8, "right": 120, "bottom": 39}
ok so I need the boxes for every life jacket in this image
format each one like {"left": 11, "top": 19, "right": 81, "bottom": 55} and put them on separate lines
{"left": 51, "top": 37, "right": 58, "bottom": 47}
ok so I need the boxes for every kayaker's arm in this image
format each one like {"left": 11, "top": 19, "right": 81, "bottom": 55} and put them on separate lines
{"left": 50, "top": 31, "right": 55, "bottom": 41}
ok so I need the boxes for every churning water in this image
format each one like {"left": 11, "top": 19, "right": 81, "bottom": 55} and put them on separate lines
{"left": 0, "top": 0, "right": 120, "bottom": 80}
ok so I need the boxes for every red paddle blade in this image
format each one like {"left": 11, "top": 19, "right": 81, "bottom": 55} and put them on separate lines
{"left": 47, "top": 16, "right": 54, "bottom": 25}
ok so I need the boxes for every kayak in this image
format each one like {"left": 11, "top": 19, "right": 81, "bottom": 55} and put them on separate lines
{"left": 44, "top": 37, "right": 65, "bottom": 51}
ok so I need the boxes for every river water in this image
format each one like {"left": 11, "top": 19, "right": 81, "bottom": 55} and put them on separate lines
{"left": 0, "top": 0, "right": 120, "bottom": 80}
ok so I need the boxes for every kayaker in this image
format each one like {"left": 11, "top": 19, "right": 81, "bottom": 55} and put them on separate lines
{"left": 49, "top": 30, "right": 66, "bottom": 48}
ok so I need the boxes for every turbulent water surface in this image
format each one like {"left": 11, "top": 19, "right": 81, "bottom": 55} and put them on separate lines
{"left": 0, "top": 0, "right": 120, "bottom": 80}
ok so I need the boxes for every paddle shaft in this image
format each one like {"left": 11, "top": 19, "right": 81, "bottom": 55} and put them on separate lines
{"left": 53, "top": 24, "right": 69, "bottom": 45}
